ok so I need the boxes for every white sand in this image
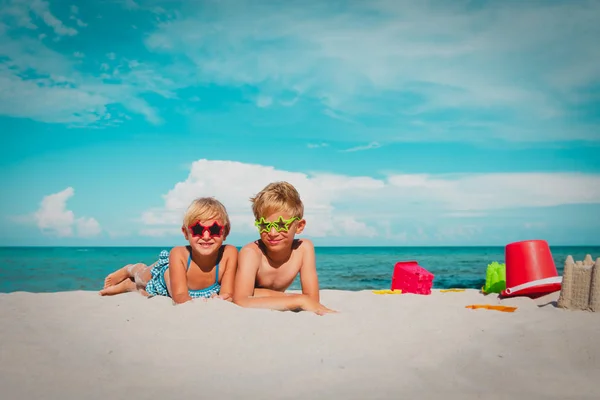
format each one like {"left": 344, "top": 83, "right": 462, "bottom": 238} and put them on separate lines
{"left": 1, "top": 289, "right": 599, "bottom": 400}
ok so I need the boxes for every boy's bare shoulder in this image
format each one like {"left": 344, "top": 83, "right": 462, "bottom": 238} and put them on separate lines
{"left": 295, "top": 238, "right": 315, "bottom": 254}
{"left": 240, "top": 241, "right": 261, "bottom": 253}
{"left": 239, "top": 241, "right": 265, "bottom": 260}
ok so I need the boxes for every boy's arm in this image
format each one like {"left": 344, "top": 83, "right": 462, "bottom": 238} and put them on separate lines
{"left": 298, "top": 239, "right": 320, "bottom": 302}
{"left": 232, "top": 245, "right": 308, "bottom": 311}
{"left": 216, "top": 245, "right": 238, "bottom": 301}
{"left": 168, "top": 247, "right": 192, "bottom": 304}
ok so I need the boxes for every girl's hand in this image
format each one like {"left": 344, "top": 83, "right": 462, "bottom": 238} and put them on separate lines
{"left": 211, "top": 293, "right": 233, "bottom": 301}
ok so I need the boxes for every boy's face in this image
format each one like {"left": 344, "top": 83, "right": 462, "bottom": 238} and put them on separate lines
{"left": 256, "top": 211, "right": 306, "bottom": 250}
{"left": 182, "top": 218, "right": 226, "bottom": 255}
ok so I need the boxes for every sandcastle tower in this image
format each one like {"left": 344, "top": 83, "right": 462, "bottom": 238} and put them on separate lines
{"left": 557, "top": 254, "right": 600, "bottom": 312}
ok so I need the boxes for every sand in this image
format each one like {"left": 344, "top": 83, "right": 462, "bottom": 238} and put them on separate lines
{"left": 1, "top": 289, "right": 599, "bottom": 400}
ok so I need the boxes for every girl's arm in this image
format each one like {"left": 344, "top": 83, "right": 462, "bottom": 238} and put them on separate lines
{"left": 216, "top": 245, "right": 238, "bottom": 301}
{"left": 167, "top": 247, "right": 192, "bottom": 304}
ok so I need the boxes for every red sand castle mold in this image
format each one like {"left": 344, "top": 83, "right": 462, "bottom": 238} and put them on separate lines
{"left": 500, "top": 239, "right": 562, "bottom": 298}
{"left": 391, "top": 261, "right": 434, "bottom": 295}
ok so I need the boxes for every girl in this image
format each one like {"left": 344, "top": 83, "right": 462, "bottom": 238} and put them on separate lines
{"left": 99, "top": 197, "right": 238, "bottom": 304}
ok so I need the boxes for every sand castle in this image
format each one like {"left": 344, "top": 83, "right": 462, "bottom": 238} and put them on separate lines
{"left": 557, "top": 254, "right": 600, "bottom": 312}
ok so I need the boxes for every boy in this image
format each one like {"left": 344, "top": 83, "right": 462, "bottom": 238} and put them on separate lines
{"left": 233, "top": 181, "right": 335, "bottom": 314}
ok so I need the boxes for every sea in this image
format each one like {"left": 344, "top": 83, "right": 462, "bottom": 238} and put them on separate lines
{"left": 1, "top": 246, "right": 599, "bottom": 293}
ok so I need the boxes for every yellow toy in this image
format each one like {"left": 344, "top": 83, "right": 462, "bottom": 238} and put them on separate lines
{"left": 465, "top": 304, "right": 517, "bottom": 312}
{"left": 440, "top": 289, "right": 466, "bottom": 293}
{"left": 372, "top": 289, "right": 403, "bottom": 295}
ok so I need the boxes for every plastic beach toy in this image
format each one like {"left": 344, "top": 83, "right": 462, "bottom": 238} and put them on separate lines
{"left": 372, "top": 289, "right": 403, "bottom": 295}
{"left": 482, "top": 262, "right": 506, "bottom": 294}
{"left": 390, "top": 261, "right": 434, "bottom": 295}
{"left": 465, "top": 304, "right": 517, "bottom": 312}
{"left": 501, "top": 240, "right": 562, "bottom": 298}
{"left": 440, "top": 289, "right": 466, "bottom": 293}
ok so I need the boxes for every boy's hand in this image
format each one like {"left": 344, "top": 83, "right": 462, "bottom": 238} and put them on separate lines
{"left": 301, "top": 296, "right": 337, "bottom": 315}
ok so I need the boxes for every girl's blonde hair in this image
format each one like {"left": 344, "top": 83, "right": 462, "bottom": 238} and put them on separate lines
{"left": 250, "top": 181, "right": 304, "bottom": 220}
{"left": 183, "top": 197, "right": 231, "bottom": 237}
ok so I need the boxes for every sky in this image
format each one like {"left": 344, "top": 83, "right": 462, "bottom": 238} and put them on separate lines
{"left": 1, "top": 0, "right": 600, "bottom": 247}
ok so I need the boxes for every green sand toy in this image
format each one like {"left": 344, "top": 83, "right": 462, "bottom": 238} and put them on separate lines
{"left": 482, "top": 262, "right": 506, "bottom": 294}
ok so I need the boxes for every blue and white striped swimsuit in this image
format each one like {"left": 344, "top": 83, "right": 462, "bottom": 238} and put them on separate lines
{"left": 145, "top": 250, "right": 221, "bottom": 299}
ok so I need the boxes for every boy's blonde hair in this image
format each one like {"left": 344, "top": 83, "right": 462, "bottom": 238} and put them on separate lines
{"left": 183, "top": 197, "right": 231, "bottom": 237}
{"left": 250, "top": 181, "right": 304, "bottom": 220}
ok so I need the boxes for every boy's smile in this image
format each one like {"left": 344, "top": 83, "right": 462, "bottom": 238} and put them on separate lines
{"left": 266, "top": 237, "right": 283, "bottom": 246}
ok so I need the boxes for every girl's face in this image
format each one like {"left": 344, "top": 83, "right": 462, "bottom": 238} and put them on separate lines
{"left": 182, "top": 219, "right": 226, "bottom": 255}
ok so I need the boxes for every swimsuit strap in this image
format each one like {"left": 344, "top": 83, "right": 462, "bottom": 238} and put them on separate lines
{"left": 186, "top": 253, "right": 192, "bottom": 270}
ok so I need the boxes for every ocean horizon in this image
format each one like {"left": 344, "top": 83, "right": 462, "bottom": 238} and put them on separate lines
{"left": 1, "top": 245, "right": 599, "bottom": 294}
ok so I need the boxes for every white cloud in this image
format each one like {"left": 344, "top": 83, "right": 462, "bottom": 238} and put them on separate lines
{"left": 33, "top": 187, "right": 102, "bottom": 238}
{"left": 76, "top": 217, "right": 102, "bottom": 237}
{"left": 143, "top": 0, "right": 600, "bottom": 142}
{"left": 140, "top": 159, "right": 383, "bottom": 238}
{"left": 0, "top": 2, "right": 179, "bottom": 126}
{"left": 0, "top": 31, "right": 171, "bottom": 126}
{"left": 256, "top": 95, "right": 272, "bottom": 108}
{"left": 70, "top": 16, "right": 87, "bottom": 28}
{"left": 2, "top": 3, "right": 37, "bottom": 30}
{"left": 34, "top": 187, "right": 76, "bottom": 237}
{"left": 322, "top": 109, "right": 356, "bottom": 124}
{"left": 386, "top": 172, "right": 600, "bottom": 211}
{"left": 341, "top": 142, "right": 381, "bottom": 152}
{"left": 68, "top": 4, "right": 87, "bottom": 27}
{"left": 30, "top": 0, "right": 78, "bottom": 36}
{"left": 139, "top": 159, "right": 600, "bottom": 238}
{"left": 123, "top": 0, "right": 140, "bottom": 10}
{"left": 1, "top": 0, "right": 598, "bottom": 143}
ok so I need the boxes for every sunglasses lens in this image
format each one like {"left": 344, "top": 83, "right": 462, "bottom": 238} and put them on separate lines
{"left": 191, "top": 224, "right": 203, "bottom": 236}
{"left": 256, "top": 220, "right": 269, "bottom": 232}
{"left": 208, "top": 222, "right": 222, "bottom": 236}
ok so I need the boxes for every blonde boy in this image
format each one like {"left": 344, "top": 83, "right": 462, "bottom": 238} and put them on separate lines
{"left": 233, "top": 181, "right": 335, "bottom": 314}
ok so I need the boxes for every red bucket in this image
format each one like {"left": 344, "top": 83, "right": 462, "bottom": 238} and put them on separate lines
{"left": 501, "top": 240, "right": 562, "bottom": 297}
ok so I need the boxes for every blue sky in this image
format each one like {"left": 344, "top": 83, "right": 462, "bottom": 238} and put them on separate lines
{"left": 1, "top": 0, "right": 599, "bottom": 247}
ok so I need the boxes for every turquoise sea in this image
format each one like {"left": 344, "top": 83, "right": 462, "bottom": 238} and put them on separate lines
{"left": 1, "top": 246, "right": 598, "bottom": 293}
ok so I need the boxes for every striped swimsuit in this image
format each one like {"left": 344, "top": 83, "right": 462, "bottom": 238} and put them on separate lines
{"left": 145, "top": 249, "right": 221, "bottom": 299}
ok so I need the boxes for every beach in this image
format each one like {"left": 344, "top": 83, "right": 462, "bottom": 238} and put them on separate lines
{"left": 1, "top": 289, "right": 599, "bottom": 399}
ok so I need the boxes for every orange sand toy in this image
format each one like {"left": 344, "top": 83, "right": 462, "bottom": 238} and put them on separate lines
{"left": 440, "top": 289, "right": 466, "bottom": 293}
{"left": 465, "top": 304, "right": 517, "bottom": 312}
{"left": 372, "top": 289, "right": 403, "bottom": 295}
